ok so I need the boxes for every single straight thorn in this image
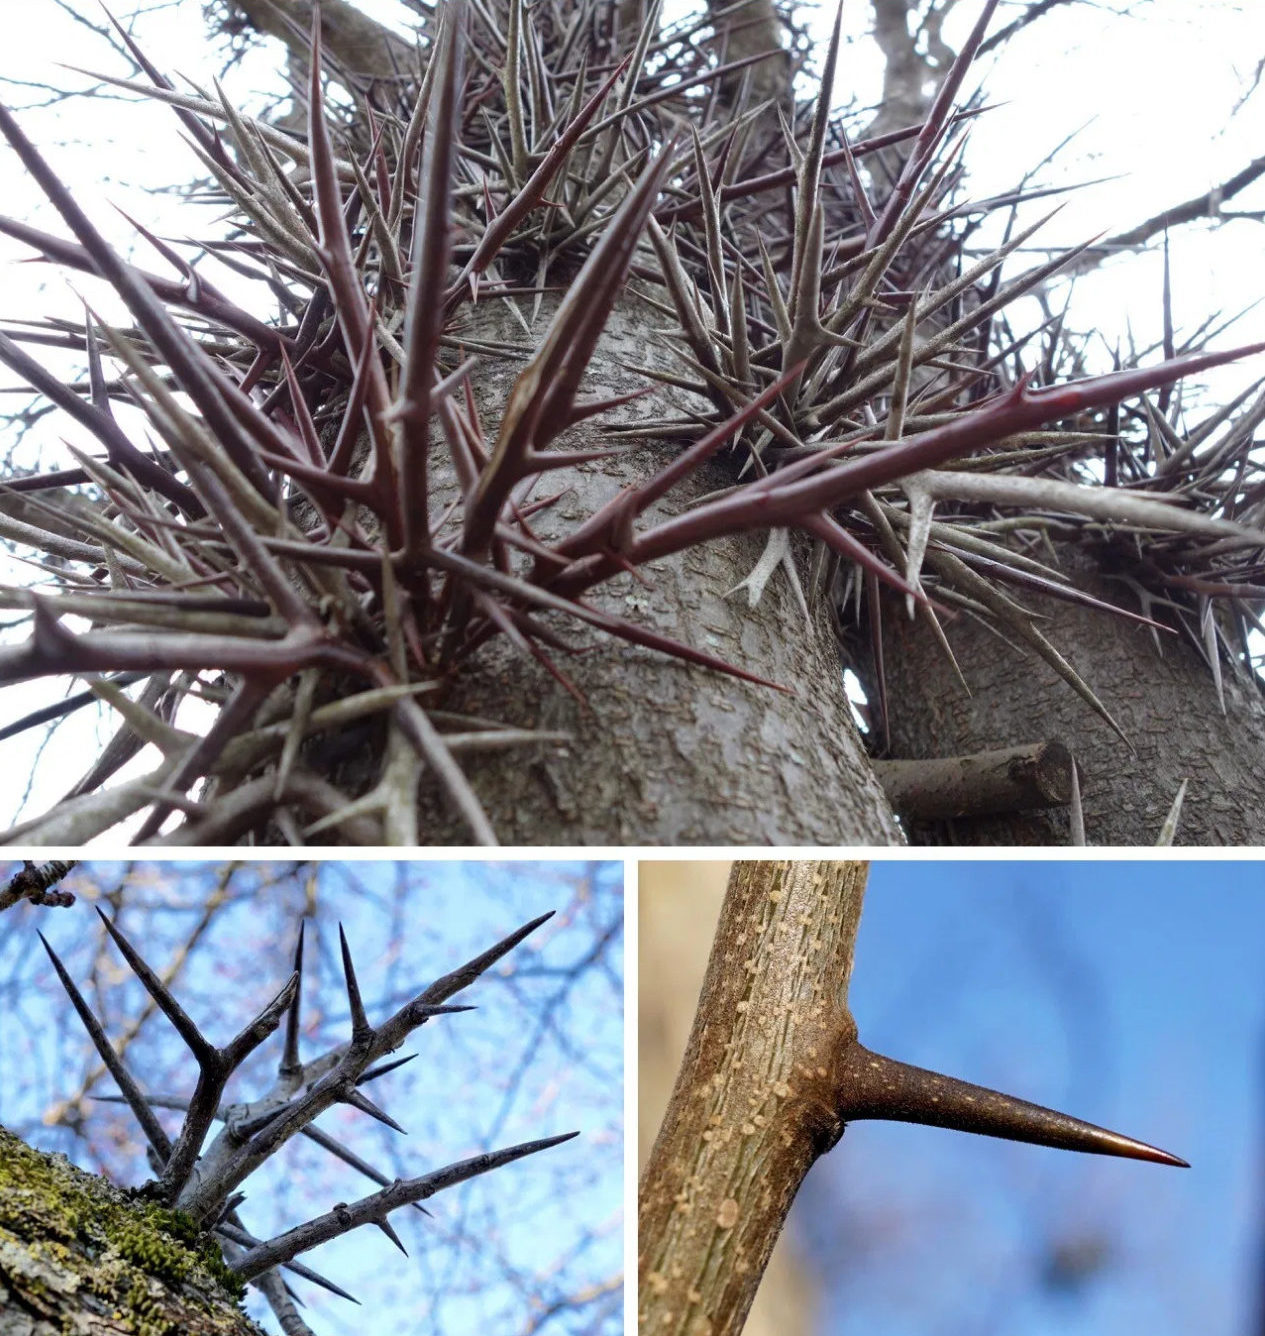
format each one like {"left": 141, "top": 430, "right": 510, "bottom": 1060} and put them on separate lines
{"left": 94, "top": 906, "right": 214, "bottom": 1062}
{"left": 416, "top": 910, "right": 555, "bottom": 1005}
{"left": 338, "top": 925, "right": 371, "bottom": 1044}
{"left": 404, "top": 1003, "right": 475, "bottom": 1021}
{"left": 38, "top": 932, "right": 173, "bottom": 1162}
{"left": 300, "top": 1123, "right": 432, "bottom": 1216}
{"left": 837, "top": 1043, "right": 1188, "bottom": 1167}
{"left": 215, "top": 1221, "right": 362, "bottom": 1303}
{"left": 357, "top": 1053, "right": 417, "bottom": 1085}
{"left": 374, "top": 1217, "right": 408, "bottom": 1256}
{"left": 340, "top": 1088, "right": 406, "bottom": 1135}
{"left": 280, "top": 921, "right": 306, "bottom": 1079}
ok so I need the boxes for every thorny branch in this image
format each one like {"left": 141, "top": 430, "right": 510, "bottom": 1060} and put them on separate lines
{"left": 37, "top": 902, "right": 578, "bottom": 1333}
{"left": 639, "top": 861, "right": 1185, "bottom": 1336}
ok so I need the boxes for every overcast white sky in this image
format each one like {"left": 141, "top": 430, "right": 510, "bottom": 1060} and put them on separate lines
{"left": 0, "top": 0, "right": 1261, "bottom": 836}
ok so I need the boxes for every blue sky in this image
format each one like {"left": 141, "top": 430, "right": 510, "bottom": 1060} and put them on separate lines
{"left": 795, "top": 860, "right": 1265, "bottom": 1336}
{"left": 0, "top": 860, "right": 623, "bottom": 1336}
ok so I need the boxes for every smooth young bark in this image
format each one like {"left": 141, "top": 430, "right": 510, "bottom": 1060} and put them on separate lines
{"left": 639, "top": 860, "right": 869, "bottom": 1336}
{"left": 639, "top": 864, "right": 816, "bottom": 1336}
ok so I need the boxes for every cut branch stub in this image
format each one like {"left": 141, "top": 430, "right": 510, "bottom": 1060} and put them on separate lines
{"left": 835, "top": 1042, "right": 1188, "bottom": 1167}
{"left": 872, "top": 739, "right": 1079, "bottom": 820}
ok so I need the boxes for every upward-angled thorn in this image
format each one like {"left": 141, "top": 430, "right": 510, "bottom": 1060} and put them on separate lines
{"left": 38, "top": 931, "right": 173, "bottom": 1162}
{"left": 338, "top": 924, "right": 371, "bottom": 1044}
{"left": 837, "top": 1042, "right": 1188, "bottom": 1167}
{"left": 280, "top": 920, "right": 306, "bottom": 1080}
{"left": 357, "top": 1053, "right": 417, "bottom": 1086}
{"left": 94, "top": 907, "right": 214, "bottom": 1062}
{"left": 417, "top": 910, "right": 555, "bottom": 1005}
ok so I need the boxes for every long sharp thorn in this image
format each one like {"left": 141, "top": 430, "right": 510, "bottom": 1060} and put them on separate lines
{"left": 838, "top": 1043, "right": 1188, "bottom": 1167}
{"left": 627, "top": 341, "right": 1265, "bottom": 564}
{"left": 375, "top": 1217, "right": 409, "bottom": 1256}
{"left": 416, "top": 910, "right": 555, "bottom": 1004}
{"left": 357, "top": 1053, "right": 417, "bottom": 1085}
{"left": 280, "top": 921, "right": 306, "bottom": 1079}
{"left": 338, "top": 924, "right": 371, "bottom": 1044}
{"left": 299, "top": 1122, "right": 432, "bottom": 1215}
{"left": 215, "top": 1222, "right": 362, "bottom": 1303}
{"left": 94, "top": 907, "right": 214, "bottom": 1062}
{"left": 38, "top": 932, "right": 172, "bottom": 1161}
{"left": 341, "top": 1088, "right": 406, "bottom": 1135}
{"left": 230, "top": 1131, "right": 581, "bottom": 1281}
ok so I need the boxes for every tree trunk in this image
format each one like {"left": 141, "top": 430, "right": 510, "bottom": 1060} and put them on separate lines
{"left": 868, "top": 543, "right": 1265, "bottom": 844}
{"left": 639, "top": 862, "right": 817, "bottom": 1336}
{"left": 0, "top": 1126, "right": 263, "bottom": 1336}
{"left": 639, "top": 860, "right": 869, "bottom": 1336}
{"left": 391, "top": 299, "right": 904, "bottom": 846}
{"left": 81, "top": 0, "right": 1256, "bottom": 849}
{"left": 199, "top": 0, "right": 905, "bottom": 848}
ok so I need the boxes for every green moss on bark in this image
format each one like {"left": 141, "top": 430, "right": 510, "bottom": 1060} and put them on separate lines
{"left": 0, "top": 1125, "right": 260, "bottom": 1336}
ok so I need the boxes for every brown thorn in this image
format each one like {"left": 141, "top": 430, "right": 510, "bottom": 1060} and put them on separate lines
{"left": 837, "top": 1042, "right": 1188, "bottom": 1167}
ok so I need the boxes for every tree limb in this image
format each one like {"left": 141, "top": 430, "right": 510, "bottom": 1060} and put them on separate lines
{"left": 224, "top": 0, "right": 416, "bottom": 80}
{"left": 1068, "top": 154, "right": 1265, "bottom": 273}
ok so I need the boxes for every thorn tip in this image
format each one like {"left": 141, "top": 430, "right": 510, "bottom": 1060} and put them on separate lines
{"left": 838, "top": 1044, "right": 1186, "bottom": 1169}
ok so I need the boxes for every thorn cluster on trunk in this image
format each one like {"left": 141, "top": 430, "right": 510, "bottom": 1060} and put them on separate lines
{"left": 0, "top": 0, "right": 1261, "bottom": 844}
{"left": 40, "top": 905, "right": 577, "bottom": 1330}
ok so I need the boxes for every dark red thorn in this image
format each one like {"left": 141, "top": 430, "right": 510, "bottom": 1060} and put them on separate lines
{"left": 277, "top": 345, "right": 325, "bottom": 468}
{"left": 800, "top": 511, "right": 930, "bottom": 607}
{"left": 397, "top": 0, "right": 464, "bottom": 557}
{"left": 625, "top": 340, "right": 1265, "bottom": 568}
{"left": 458, "top": 54, "right": 633, "bottom": 287}
{"left": 556, "top": 362, "right": 805, "bottom": 564}
{"left": 472, "top": 590, "right": 588, "bottom": 706}
{"left": 328, "top": 296, "right": 380, "bottom": 477}
{"left": 838, "top": 1043, "right": 1188, "bottom": 1167}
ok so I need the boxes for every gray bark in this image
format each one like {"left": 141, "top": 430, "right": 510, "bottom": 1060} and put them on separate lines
{"left": 867, "top": 543, "right": 1265, "bottom": 845}
{"left": 401, "top": 301, "right": 903, "bottom": 846}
